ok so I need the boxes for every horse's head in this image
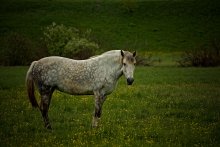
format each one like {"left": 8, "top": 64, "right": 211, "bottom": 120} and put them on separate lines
{"left": 121, "top": 50, "right": 136, "bottom": 85}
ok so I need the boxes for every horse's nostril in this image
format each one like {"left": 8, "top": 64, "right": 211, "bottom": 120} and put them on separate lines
{"left": 127, "top": 78, "right": 134, "bottom": 85}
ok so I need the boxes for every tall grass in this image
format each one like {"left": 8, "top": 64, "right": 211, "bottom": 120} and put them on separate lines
{"left": 0, "top": 66, "right": 220, "bottom": 146}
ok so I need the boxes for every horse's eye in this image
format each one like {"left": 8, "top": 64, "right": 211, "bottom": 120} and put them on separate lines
{"left": 123, "top": 63, "right": 126, "bottom": 66}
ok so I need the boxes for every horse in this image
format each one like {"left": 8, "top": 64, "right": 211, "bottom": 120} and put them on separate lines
{"left": 26, "top": 50, "right": 136, "bottom": 129}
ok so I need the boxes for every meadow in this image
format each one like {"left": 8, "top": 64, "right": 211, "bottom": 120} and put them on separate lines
{"left": 0, "top": 66, "right": 220, "bottom": 146}
{"left": 1, "top": 0, "right": 220, "bottom": 146}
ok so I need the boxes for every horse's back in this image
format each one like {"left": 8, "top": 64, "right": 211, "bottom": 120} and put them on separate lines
{"left": 32, "top": 56, "right": 96, "bottom": 94}
{"left": 37, "top": 56, "right": 74, "bottom": 64}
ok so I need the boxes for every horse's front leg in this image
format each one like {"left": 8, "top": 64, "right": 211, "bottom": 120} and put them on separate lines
{"left": 92, "top": 91, "right": 106, "bottom": 127}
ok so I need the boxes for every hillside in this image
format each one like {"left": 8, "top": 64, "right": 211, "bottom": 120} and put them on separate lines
{"left": 1, "top": 0, "right": 220, "bottom": 54}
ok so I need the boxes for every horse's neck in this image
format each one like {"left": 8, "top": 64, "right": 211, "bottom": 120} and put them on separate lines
{"left": 96, "top": 53, "right": 123, "bottom": 78}
{"left": 104, "top": 53, "right": 121, "bottom": 67}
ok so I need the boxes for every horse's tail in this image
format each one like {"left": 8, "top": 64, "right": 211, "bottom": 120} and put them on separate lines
{"left": 26, "top": 61, "right": 38, "bottom": 108}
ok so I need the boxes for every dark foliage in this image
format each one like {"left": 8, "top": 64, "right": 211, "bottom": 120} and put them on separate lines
{"left": 136, "top": 54, "right": 153, "bottom": 66}
{"left": 0, "top": 33, "right": 48, "bottom": 66}
{"left": 177, "top": 40, "right": 220, "bottom": 67}
{"left": 71, "top": 48, "right": 95, "bottom": 60}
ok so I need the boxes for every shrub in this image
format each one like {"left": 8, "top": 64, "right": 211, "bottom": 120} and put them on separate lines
{"left": 0, "top": 33, "right": 37, "bottom": 66}
{"left": 121, "top": 0, "right": 138, "bottom": 14}
{"left": 136, "top": 54, "right": 153, "bottom": 66}
{"left": 43, "top": 22, "right": 99, "bottom": 59}
{"left": 177, "top": 40, "right": 220, "bottom": 67}
{"left": 0, "top": 32, "right": 48, "bottom": 66}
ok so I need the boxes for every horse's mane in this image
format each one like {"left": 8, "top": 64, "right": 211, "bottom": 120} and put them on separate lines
{"left": 90, "top": 50, "right": 121, "bottom": 59}
{"left": 101, "top": 50, "right": 120, "bottom": 55}
{"left": 88, "top": 50, "right": 121, "bottom": 66}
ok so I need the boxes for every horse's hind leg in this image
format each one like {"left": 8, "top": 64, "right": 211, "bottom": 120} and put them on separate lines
{"left": 39, "top": 84, "right": 55, "bottom": 129}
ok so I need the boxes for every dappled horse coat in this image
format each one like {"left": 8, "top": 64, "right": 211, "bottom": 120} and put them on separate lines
{"left": 26, "top": 50, "right": 136, "bottom": 129}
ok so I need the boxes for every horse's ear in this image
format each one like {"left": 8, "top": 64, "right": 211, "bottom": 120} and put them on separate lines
{"left": 133, "top": 51, "right": 136, "bottom": 57}
{"left": 121, "top": 50, "right": 124, "bottom": 57}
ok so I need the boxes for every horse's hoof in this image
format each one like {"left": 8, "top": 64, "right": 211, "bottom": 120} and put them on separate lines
{"left": 92, "top": 124, "right": 98, "bottom": 128}
{"left": 45, "top": 124, "right": 52, "bottom": 130}
{"left": 92, "top": 117, "right": 100, "bottom": 128}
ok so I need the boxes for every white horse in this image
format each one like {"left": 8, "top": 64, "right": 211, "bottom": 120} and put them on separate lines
{"left": 26, "top": 50, "right": 136, "bottom": 129}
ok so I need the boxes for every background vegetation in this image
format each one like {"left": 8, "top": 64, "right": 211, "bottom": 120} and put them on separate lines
{"left": 43, "top": 23, "right": 98, "bottom": 59}
{"left": 1, "top": 0, "right": 220, "bottom": 65}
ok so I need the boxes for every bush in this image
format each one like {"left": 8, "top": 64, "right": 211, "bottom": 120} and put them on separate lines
{"left": 136, "top": 54, "right": 153, "bottom": 66}
{"left": 0, "top": 33, "right": 38, "bottom": 66}
{"left": 43, "top": 22, "right": 99, "bottom": 59}
{"left": 0, "top": 32, "right": 48, "bottom": 66}
{"left": 177, "top": 40, "right": 220, "bottom": 67}
{"left": 121, "top": 0, "right": 138, "bottom": 14}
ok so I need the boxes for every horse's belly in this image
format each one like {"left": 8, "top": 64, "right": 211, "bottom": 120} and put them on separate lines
{"left": 57, "top": 82, "right": 93, "bottom": 95}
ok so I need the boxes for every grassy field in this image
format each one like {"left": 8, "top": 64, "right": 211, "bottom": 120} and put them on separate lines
{"left": 1, "top": 0, "right": 220, "bottom": 53}
{"left": 1, "top": 0, "right": 220, "bottom": 146}
{"left": 0, "top": 66, "right": 220, "bottom": 146}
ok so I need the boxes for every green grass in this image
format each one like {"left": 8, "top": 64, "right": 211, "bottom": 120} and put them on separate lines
{"left": 1, "top": 0, "right": 220, "bottom": 145}
{"left": 0, "top": 66, "right": 27, "bottom": 89}
{"left": 0, "top": 66, "right": 220, "bottom": 146}
{"left": 1, "top": 0, "right": 220, "bottom": 53}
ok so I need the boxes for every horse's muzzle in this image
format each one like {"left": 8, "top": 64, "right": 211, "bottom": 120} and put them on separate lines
{"left": 127, "top": 78, "right": 134, "bottom": 85}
